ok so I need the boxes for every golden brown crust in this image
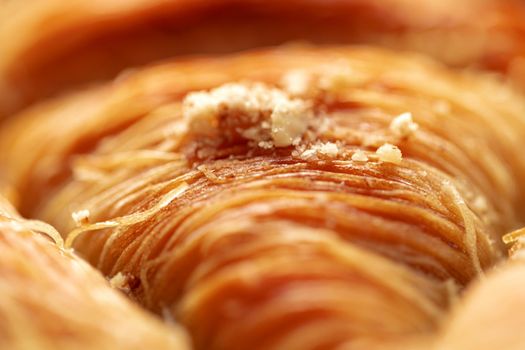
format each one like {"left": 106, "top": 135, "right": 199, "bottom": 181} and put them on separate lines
{"left": 2, "top": 46, "right": 525, "bottom": 220}
{"left": 2, "top": 46, "right": 525, "bottom": 348}
{"left": 1, "top": 0, "right": 525, "bottom": 117}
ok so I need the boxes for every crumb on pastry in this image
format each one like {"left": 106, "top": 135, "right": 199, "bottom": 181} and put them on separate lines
{"left": 182, "top": 82, "right": 311, "bottom": 148}
{"left": 299, "top": 141, "right": 339, "bottom": 160}
{"left": 72, "top": 209, "right": 90, "bottom": 226}
{"left": 351, "top": 150, "right": 369, "bottom": 162}
{"left": 390, "top": 112, "right": 418, "bottom": 138}
{"left": 109, "top": 272, "right": 129, "bottom": 291}
{"left": 376, "top": 143, "right": 403, "bottom": 164}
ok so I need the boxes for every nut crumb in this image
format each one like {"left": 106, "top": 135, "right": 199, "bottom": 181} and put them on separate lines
{"left": 182, "top": 82, "right": 311, "bottom": 148}
{"left": 390, "top": 112, "right": 418, "bottom": 138}
{"left": 351, "top": 150, "right": 369, "bottom": 162}
{"left": 72, "top": 209, "right": 90, "bottom": 226}
{"left": 299, "top": 142, "right": 339, "bottom": 160}
{"left": 376, "top": 143, "right": 403, "bottom": 164}
{"left": 109, "top": 272, "right": 128, "bottom": 291}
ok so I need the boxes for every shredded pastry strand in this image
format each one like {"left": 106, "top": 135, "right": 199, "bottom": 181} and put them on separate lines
{"left": 0, "top": 195, "right": 190, "bottom": 350}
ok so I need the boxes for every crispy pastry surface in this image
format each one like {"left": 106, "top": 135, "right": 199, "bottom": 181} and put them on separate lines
{"left": 2, "top": 46, "right": 525, "bottom": 348}
{"left": 0, "top": 195, "right": 190, "bottom": 350}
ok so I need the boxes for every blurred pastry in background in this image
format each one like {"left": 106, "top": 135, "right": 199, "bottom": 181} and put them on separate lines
{"left": 1, "top": 0, "right": 524, "bottom": 118}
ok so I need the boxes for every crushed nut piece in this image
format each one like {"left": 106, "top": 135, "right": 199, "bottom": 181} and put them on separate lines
{"left": 182, "top": 82, "right": 311, "bottom": 148}
{"left": 390, "top": 112, "right": 419, "bottom": 138}
{"left": 299, "top": 142, "right": 339, "bottom": 160}
{"left": 376, "top": 143, "right": 403, "bottom": 164}
{"left": 72, "top": 209, "right": 90, "bottom": 226}
{"left": 351, "top": 150, "right": 369, "bottom": 162}
{"left": 109, "top": 272, "right": 129, "bottom": 290}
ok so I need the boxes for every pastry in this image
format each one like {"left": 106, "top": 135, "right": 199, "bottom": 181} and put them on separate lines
{"left": 2, "top": 46, "right": 525, "bottom": 348}
{"left": 0, "top": 195, "right": 189, "bottom": 350}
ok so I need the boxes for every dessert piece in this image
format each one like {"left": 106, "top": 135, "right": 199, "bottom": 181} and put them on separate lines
{"left": 3, "top": 46, "right": 525, "bottom": 348}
